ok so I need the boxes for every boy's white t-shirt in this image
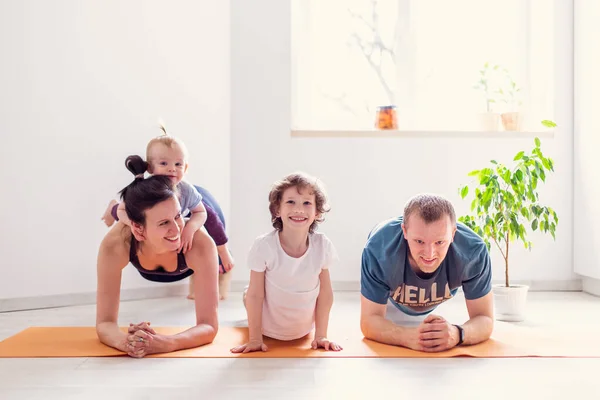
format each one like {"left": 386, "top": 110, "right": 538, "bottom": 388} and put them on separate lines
{"left": 247, "top": 230, "right": 338, "bottom": 340}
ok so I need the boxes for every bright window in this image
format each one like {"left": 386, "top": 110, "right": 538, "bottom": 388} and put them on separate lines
{"left": 292, "top": 0, "right": 555, "bottom": 131}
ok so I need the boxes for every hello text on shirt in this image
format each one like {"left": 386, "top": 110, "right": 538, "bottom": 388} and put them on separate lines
{"left": 391, "top": 282, "right": 454, "bottom": 309}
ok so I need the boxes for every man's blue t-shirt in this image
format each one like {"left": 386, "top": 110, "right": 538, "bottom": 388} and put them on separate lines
{"left": 361, "top": 216, "right": 492, "bottom": 316}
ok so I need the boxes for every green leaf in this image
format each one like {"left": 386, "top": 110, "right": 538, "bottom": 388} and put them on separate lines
{"left": 541, "top": 120, "right": 557, "bottom": 128}
{"left": 541, "top": 157, "right": 551, "bottom": 170}
{"left": 467, "top": 169, "right": 480, "bottom": 177}
{"left": 460, "top": 186, "right": 469, "bottom": 199}
{"left": 534, "top": 137, "right": 541, "bottom": 147}
{"left": 514, "top": 151, "right": 525, "bottom": 161}
{"left": 515, "top": 169, "right": 523, "bottom": 181}
{"left": 531, "top": 219, "right": 538, "bottom": 230}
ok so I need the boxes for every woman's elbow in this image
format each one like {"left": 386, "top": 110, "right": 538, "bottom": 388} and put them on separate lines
{"left": 204, "top": 322, "right": 219, "bottom": 344}
{"left": 196, "top": 317, "right": 219, "bottom": 344}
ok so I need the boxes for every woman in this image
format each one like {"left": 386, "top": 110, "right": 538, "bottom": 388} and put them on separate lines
{"left": 96, "top": 157, "right": 219, "bottom": 358}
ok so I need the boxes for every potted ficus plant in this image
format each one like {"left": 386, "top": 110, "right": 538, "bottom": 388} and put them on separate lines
{"left": 458, "top": 124, "right": 558, "bottom": 321}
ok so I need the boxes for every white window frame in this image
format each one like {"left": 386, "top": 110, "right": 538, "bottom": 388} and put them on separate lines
{"left": 291, "top": 0, "right": 556, "bottom": 136}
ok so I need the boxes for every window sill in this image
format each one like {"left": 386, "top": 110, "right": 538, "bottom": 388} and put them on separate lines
{"left": 291, "top": 130, "right": 556, "bottom": 139}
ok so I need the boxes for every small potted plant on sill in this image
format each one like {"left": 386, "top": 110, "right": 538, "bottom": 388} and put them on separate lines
{"left": 458, "top": 129, "right": 558, "bottom": 322}
{"left": 497, "top": 70, "right": 523, "bottom": 131}
{"left": 473, "top": 62, "right": 502, "bottom": 131}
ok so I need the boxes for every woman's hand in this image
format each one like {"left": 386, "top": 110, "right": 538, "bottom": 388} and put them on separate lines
{"left": 128, "top": 322, "right": 156, "bottom": 335}
{"left": 123, "top": 324, "right": 172, "bottom": 358}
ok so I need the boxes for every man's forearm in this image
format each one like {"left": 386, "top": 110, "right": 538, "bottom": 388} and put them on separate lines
{"left": 461, "top": 315, "right": 494, "bottom": 345}
{"left": 360, "top": 315, "right": 417, "bottom": 348}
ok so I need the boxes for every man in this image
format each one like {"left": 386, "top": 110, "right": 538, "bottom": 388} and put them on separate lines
{"left": 360, "top": 193, "right": 494, "bottom": 352}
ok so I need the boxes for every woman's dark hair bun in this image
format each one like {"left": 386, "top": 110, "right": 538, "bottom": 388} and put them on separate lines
{"left": 119, "top": 155, "right": 149, "bottom": 200}
{"left": 124, "top": 155, "right": 148, "bottom": 178}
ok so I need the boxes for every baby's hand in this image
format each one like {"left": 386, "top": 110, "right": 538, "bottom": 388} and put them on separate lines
{"left": 230, "top": 340, "right": 268, "bottom": 354}
{"left": 179, "top": 226, "right": 196, "bottom": 253}
{"left": 311, "top": 337, "right": 343, "bottom": 351}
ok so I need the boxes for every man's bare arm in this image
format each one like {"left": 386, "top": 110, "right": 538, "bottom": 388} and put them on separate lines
{"left": 360, "top": 295, "right": 421, "bottom": 351}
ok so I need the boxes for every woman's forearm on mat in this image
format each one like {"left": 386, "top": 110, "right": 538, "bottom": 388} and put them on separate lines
{"left": 314, "top": 288, "right": 334, "bottom": 339}
{"left": 96, "top": 321, "right": 127, "bottom": 351}
{"left": 161, "top": 323, "right": 217, "bottom": 352}
{"left": 461, "top": 315, "right": 494, "bottom": 345}
{"left": 246, "top": 293, "right": 265, "bottom": 342}
{"left": 361, "top": 315, "right": 416, "bottom": 348}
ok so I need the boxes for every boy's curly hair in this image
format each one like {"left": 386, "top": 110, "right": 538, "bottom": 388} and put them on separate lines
{"left": 268, "top": 172, "right": 330, "bottom": 234}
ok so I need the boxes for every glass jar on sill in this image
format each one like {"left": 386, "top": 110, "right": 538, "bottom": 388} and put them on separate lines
{"left": 375, "top": 105, "right": 398, "bottom": 130}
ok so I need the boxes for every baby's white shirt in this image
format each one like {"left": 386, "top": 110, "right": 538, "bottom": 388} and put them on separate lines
{"left": 247, "top": 230, "right": 338, "bottom": 340}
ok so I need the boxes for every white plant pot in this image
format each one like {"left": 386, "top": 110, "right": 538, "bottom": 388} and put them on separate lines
{"left": 478, "top": 112, "right": 501, "bottom": 131}
{"left": 492, "top": 284, "right": 529, "bottom": 322}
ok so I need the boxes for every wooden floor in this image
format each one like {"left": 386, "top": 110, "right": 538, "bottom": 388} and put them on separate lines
{"left": 1, "top": 291, "right": 599, "bottom": 399}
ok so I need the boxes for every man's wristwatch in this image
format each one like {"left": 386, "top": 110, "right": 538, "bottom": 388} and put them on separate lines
{"left": 454, "top": 324, "right": 464, "bottom": 346}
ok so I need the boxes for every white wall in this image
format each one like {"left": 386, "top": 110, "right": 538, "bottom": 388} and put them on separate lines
{"left": 574, "top": 0, "right": 600, "bottom": 284}
{"left": 0, "top": 0, "right": 230, "bottom": 300}
{"left": 230, "top": 0, "right": 577, "bottom": 288}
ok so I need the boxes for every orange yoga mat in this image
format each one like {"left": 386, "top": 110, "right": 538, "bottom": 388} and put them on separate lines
{"left": 0, "top": 325, "right": 597, "bottom": 358}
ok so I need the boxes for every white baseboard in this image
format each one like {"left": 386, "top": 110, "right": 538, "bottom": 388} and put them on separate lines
{"left": 582, "top": 276, "right": 600, "bottom": 296}
{"left": 0, "top": 279, "right": 583, "bottom": 312}
{"left": 491, "top": 279, "right": 583, "bottom": 291}
{"left": 0, "top": 284, "right": 187, "bottom": 313}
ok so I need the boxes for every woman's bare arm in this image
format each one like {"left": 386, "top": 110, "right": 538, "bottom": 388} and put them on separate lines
{"left": 96, "top": 224, "right": 131, "bottom": 352}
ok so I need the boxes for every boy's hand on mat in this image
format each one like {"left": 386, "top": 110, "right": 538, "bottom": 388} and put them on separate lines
{"left": 311, "top": 337, "right": 343, "bottom": 351}
{"left": 417, "top": 315, "right": 459, "bottom": 352}
{"left": 230, "top": 340, "right": 268, "bottom": 353}
{"left": 179, "top": 226, "right": 196, "bottom": 254}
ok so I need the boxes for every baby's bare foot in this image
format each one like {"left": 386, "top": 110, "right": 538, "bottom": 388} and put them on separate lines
{"left": 101, "top": 200, "right": 118, "bottom": 227}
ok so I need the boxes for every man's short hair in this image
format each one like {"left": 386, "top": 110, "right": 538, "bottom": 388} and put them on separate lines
{"left": 403, "top": 193, "right": 456, "bottom": 226}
